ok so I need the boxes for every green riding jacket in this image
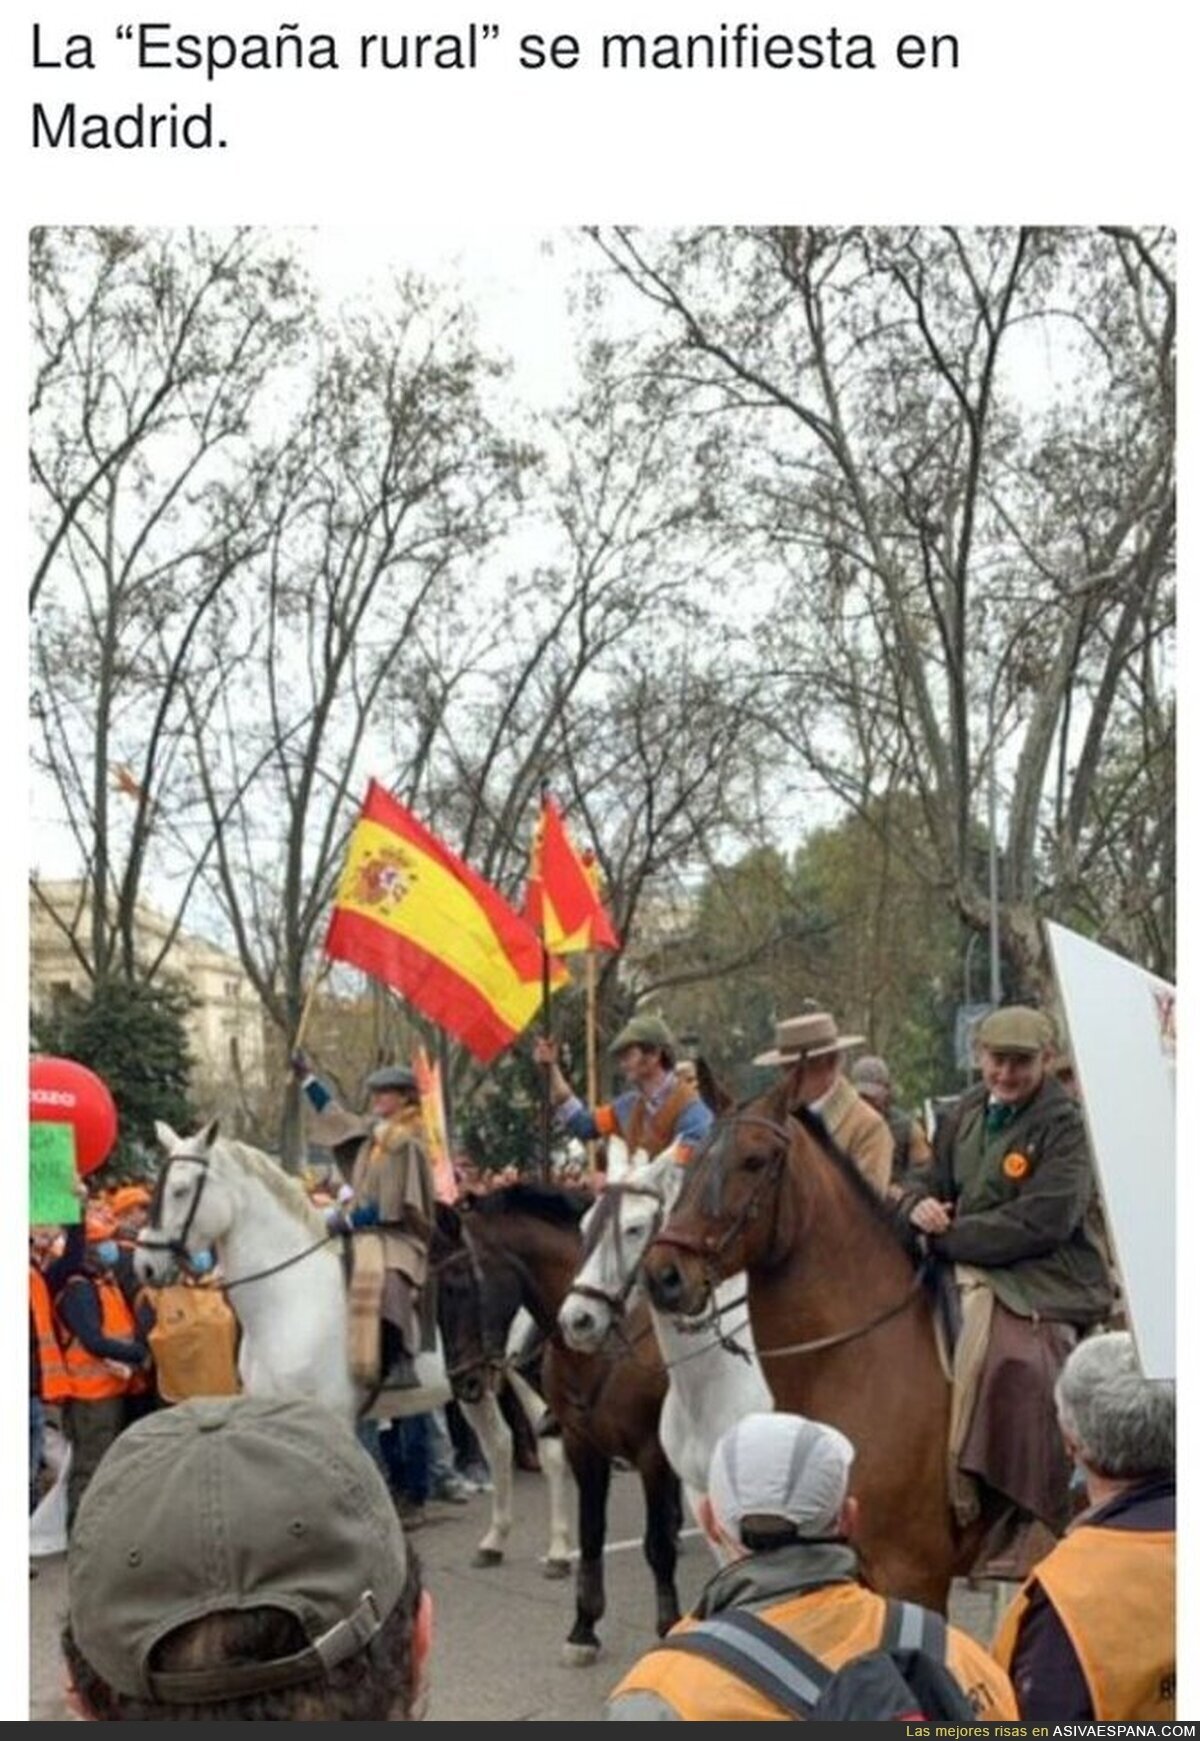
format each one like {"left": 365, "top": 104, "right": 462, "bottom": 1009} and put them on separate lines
{"left": 904, "top": 1077, "right": 1113, "bottom": 1326}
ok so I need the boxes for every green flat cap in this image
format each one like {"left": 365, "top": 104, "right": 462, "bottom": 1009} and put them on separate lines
{"left": 609, "top": 1014, "right": 675, "bottom": 1054}
{"left": 68, "top": 1395, "right": 407, "bottom": 1705}
{"left": 976, "top": 1006, "right": 1055, "bottom": 1054}
{"left": 365, "top": 1064, "right": 417, "bottom": 1095}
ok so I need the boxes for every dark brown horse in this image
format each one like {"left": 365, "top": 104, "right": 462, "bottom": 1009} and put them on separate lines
{"left": 439, "top": 1183, "right": 683, "bottom": 1661}
{"left": 643, "top": 1080, "right": 986, "bottom": 1611}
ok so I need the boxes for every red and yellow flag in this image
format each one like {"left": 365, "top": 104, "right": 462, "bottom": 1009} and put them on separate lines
{"left": 525, "top": 796, "right": 621, "bottom": 955}
{"left": 325, "top": 781, "right": 567, "bottom": 1064}
{"left": 413, "top": 1045, "right": 457, "bottom": 1204}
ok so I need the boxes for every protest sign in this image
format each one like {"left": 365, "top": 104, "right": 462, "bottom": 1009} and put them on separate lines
{"left": 1045, "top": 921, "right": 1174, "bottom": 1379}
{"left": 30, "top": 1120, "right": 81, "bottom": 1226}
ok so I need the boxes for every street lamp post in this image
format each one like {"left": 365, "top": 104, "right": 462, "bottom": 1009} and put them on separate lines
{"left": 986, "top": 675, "right": 1003, "bottom": 1008}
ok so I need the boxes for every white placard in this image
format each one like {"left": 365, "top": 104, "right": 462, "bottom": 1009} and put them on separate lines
{"left": 1045, "top": 921, "right": 1175, "bottom": 1379}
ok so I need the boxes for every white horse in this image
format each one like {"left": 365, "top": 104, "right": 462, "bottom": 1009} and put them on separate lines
{"left": 135, "top": 1119, "right": 357, "bottom": 1421}
{"left": 558, "top": 1147, "right": 773, "bottom": 1532}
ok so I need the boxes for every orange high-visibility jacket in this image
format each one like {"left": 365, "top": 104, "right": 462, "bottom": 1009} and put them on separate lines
{"left": 612, "top": 1581, "right": 1017, "bottom": 1721}
{"left": 994, "top": 1523, "right": 1175, "bottom": 1720}
{"left": 56, "top": 1275, "right": 138, "bottom": 1403}
{"left": 29, "top": 1265, "right": 70, "bottom": 1403}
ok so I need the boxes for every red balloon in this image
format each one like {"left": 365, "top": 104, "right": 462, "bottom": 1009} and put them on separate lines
{"left": 29, "top": 1056, "right": 119, "bottom": 1176}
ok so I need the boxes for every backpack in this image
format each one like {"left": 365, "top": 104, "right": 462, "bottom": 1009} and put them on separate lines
{"left": 143, "top": 1283, "right": 240, "bottom": 1403}
{"left": 658, "top": 1596, "right": 977, "bottom": 1722}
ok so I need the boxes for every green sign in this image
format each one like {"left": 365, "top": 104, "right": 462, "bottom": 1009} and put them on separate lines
{"left": 30, "top": 1122, "right": 81, "bottom": 1226}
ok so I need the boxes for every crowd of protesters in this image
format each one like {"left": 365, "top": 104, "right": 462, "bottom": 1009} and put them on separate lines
{"left": 34, "top": 1003, "right": 1174, "bottom": 1722}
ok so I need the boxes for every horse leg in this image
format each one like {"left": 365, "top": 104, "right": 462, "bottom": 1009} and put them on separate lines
{"left": 562, "top": 1447, "right": 610, "bottom": 1666}
{"left": 640, "top": 1455, "right": 682, "bottom": 1638}
{"left": 460, "top": 1393, "right": 513, "bottom": 1568}
{"left": 507, "top": 1367, "right": 571, "bottom": 1578}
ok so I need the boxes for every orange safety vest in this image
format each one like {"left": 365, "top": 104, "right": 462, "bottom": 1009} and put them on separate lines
{"left": 993, "top": 1522, "right": 1175, "bottom": 1720}
{"left": 56, "top": 1275, "right": 139, "bottom": 1403}
{"left": 29, "top": 1265, "right": 70, "bottom": 1403}
{"left": 612, "top": 1581, "right": 1018, "bottom": 1721}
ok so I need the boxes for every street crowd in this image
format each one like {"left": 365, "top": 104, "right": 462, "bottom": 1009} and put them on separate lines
{"left": 30, "top": 1002, "right": 1176, "bottom": 1722}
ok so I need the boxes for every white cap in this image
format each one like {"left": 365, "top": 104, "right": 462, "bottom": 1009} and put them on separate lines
{"left": 708, "top": 1413, "right": 855, "bottom": 1543}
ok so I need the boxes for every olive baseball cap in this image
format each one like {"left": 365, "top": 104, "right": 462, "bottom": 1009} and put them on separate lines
{"left": 68, "top": 1395, "right": 407, "bottom": 1705}
{"left": 609, "top": 1013, "right": 675, "bottom": 1055}
{"left": 976, "top": 1006, "right": 1054, "bottom": 1054}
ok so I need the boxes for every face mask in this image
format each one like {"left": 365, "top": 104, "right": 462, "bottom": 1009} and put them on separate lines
{"left": 188, "top": 1249, "right": 216, "bottom": 1276}
{"left": 93, "top": 1240, "right": 120, "bottom": 1269}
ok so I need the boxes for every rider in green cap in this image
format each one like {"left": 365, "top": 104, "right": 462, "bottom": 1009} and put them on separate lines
{"left": 533, "top": 1011, "right": 713, "bottom": 1168}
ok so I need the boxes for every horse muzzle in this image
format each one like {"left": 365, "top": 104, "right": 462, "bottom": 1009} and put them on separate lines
{"left": 642, "top": 1242, "right": 709, "bottom": 1317}
{"left": 558, "top": 1293, "right": 612, "bottom": 1354}
{"left": 132, "top": 1242, "right": 180, "bottom": 1286}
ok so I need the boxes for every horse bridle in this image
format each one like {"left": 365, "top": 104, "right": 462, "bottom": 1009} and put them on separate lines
{"left": 568, "top": 1180, "right": 668, "bottom": 1320}
{"left": 140, "top": 1144, "right": 214, "bottom": 1263}
{"left": 431, "top": 1217, "right": 547, "bottom": 1385}
{"left": 648, "top": 1112, "right": 795, "bottom": 1271}
{"left": 648, "top": 1109, "right": 929, "bottom": 1362}
{"left": 140, "top": 1144, "right": 341, "bottom": 1292}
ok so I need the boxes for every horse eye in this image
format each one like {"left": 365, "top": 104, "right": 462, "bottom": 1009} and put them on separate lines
{"left": 171, "top": 1182, "right": 191, "bottom": 1198}
{"left": 742, "top": 1152, "right": 768, "bottom": 1173}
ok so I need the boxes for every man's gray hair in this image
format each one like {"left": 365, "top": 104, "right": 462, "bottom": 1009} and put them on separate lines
{"left": 1055, "top": 1331, "right": 1174, "bottom": 1479}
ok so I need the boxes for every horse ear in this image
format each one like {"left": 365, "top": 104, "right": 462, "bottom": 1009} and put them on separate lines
{"left": 155, "top": 1120, "right": 181, "bottom": 1153}
{"left": 695, "top": 1055, "right": 734, "bottom": 1115}
{"left": 780, "top": 1060, "right": 805, "bottom": 1113}
{"left": 199, "top": 1117, "right": 220, "bottom": 1150}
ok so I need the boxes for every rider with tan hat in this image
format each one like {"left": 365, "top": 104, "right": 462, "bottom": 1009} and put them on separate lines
{"left": 754, "top": 1005, "right": 893, "bottom": 1195}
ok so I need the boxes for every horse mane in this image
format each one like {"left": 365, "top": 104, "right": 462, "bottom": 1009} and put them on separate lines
{"left": 214, "top": 1138, "right": 327, "bottom": 1236}
{"left": 749, "top": 1080, "right": 916, "bottom": 1259}
{"left": 793, "top": 1103, "right": 916, "bottom": 1257}
{"left": 696, "top": 1054, "right": 734, "bottom": 1115}
{"left": 469, "top": 1181, "right": 591, "bottom": 1228}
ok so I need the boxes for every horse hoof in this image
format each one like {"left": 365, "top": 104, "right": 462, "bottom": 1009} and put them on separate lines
{"left": 471, "top": 1548, "right": 504, "bottom": 1568}
{"left": 561, "top": 1641, "right": 601, "bottom": 1667}
{"left": 541, "top": 1557, "right": 571, "bottom": 1581}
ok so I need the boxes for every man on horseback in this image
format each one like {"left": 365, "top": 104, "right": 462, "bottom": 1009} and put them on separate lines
{"left": 293, "top": 1056, "right": 436, "bottom": 1391}
{"left": 754, "top": 1006, "right": 894, "bottom": 1195}
{"left": 528, "top": 1014, "right": 711, "bottom": 1440}
{"left": 534, "top": 1014, "right": 714, "bottom": 1168}
{"left": 898, "top": 1005, "right": 1113, "bottom": 1564}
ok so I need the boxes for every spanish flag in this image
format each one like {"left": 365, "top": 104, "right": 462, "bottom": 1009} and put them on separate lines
{"left": 325, "top": 782, "right": 566, "bottom": 1064}
{"left": 525, "top": 795, "right": 621, "bottom": 955}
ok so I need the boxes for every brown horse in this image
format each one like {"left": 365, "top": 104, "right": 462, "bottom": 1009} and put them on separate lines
{"left": 642, "top": 1080, "right": 985, "bottom": 1612}
{"left": 439, "top": 1183, "right": 683, "bottom": 1661}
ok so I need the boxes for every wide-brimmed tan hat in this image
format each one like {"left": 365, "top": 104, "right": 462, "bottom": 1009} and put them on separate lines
{"left": 753, "top": 1009, "right": 865, "bottom": 1068}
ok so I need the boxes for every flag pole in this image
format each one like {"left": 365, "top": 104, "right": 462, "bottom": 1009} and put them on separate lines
{"left": 538, "top": 780, "right": 553, "bottom": 1183}
{"left": 585, "top": 948, "right": 599, "bottom": 1178}
{"left": 292, "top": 956, "right": 329, "bottom": 1058}
{"left": 539, "top": 922, "right": 553, "bottom": 1182}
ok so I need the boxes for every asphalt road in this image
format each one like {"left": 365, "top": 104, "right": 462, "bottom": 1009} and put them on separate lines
{"left": 31, "top": 1465, "right": 1006, "bottom": 1721}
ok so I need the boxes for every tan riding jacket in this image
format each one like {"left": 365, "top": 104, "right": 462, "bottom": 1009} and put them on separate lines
{"left": 813, "top": 1075, "right": 893, "bottom": 1196}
